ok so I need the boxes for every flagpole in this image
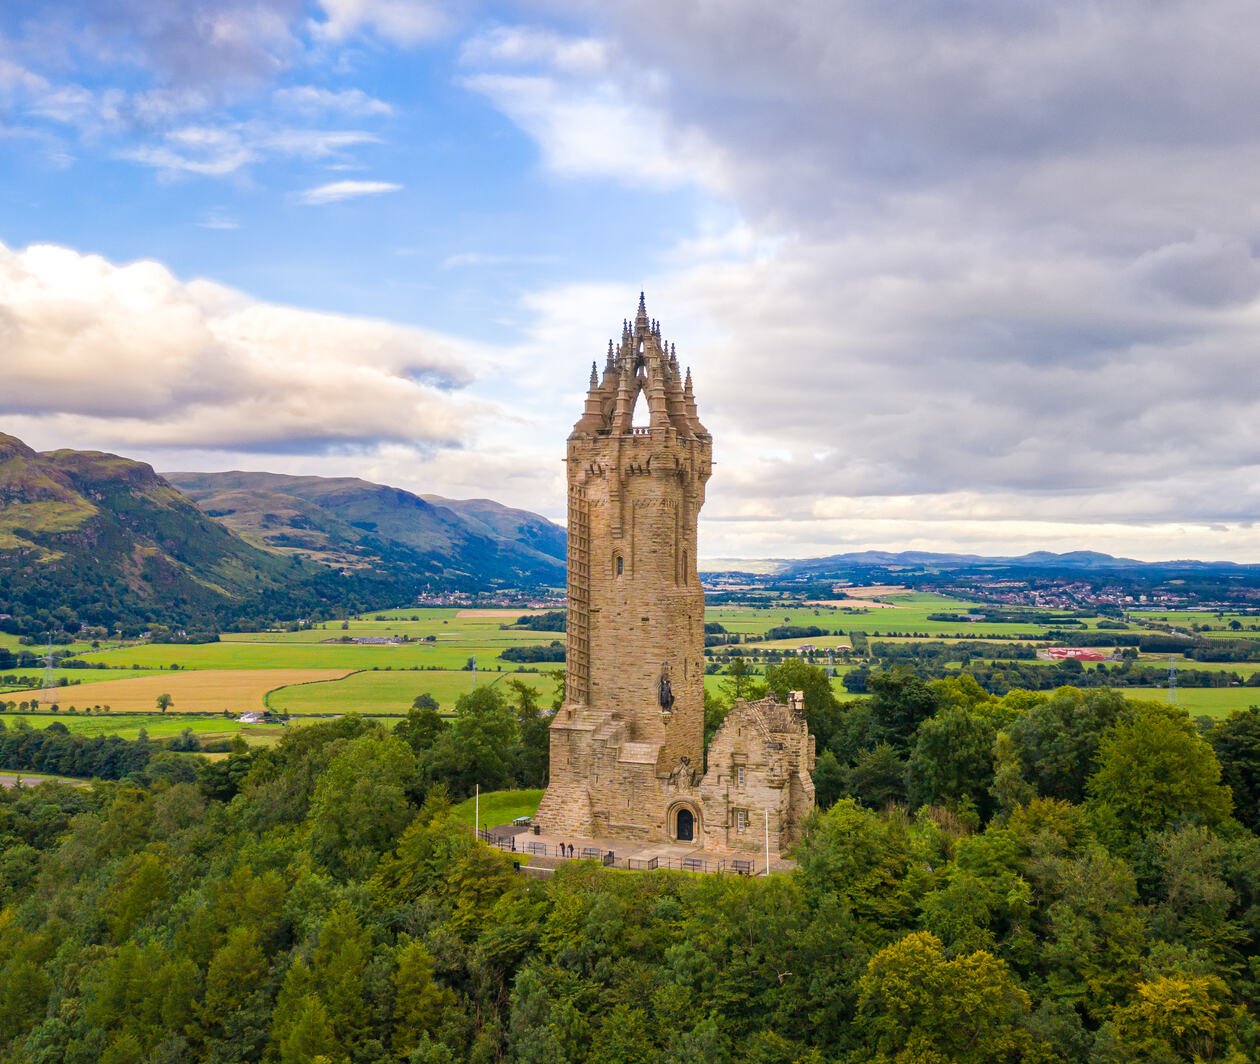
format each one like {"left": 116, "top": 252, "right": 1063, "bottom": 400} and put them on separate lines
{"left": 475, "top": 783, "right": 480, "bottom": 840}
{"left": 764, "top": 808, "right": 770, "bottom": 876}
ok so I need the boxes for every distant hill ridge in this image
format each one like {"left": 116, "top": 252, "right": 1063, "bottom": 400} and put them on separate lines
{"left": 701, "top": 549, "right": 1260, "bottom": 577}
{"left": 165, "top": 469, "right": 565, "bottom": 587}
{"left": 0, "top": 432, "right": 564, "bottom": 635}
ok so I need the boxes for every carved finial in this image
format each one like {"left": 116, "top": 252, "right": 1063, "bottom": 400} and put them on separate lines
{"left": 636, "top": 291, "right": 649, "bottom": 328}
{"left": 606, "top": 339, "right": 615, "bottom": 367}
{"left": 590, "top": 361, "right": 598, "bottom": 388}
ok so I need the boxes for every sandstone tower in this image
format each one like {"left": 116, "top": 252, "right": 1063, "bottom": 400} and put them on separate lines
{"left": 535, "top": 295, "right": 815, "bottom": 852}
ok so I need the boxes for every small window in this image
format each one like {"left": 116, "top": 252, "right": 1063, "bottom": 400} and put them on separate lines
{"left": 615, "top": 554, "right": 624, "bottom": 577}
{"left": 736, "top": 766, "right": 746, "bottom": 788}
{"left": 735, "top": 809, "right": 748, "bottom": 831}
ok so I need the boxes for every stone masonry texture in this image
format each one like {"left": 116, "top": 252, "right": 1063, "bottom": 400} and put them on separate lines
{"left": 534, "top": 295, "right": 816, "bottom": 854}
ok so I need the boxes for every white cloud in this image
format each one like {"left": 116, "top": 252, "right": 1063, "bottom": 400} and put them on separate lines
{"left": 458, "top": 26, "right": 728, "bottom": 191}
{"left": 440, "top": 251, "right": 557, "bottom": 269}
{"left": 0, "top": 240, "right": 482, "bottom": 452}
{"left": 314, "top": 0, "right": 456, "bottom": 45}
{"left": 274, "top": 85, "right": 394, "bottom": 116}
{"left": 123, "top": 123, "right": 380, "bottom": 177}
{"left": 196, "top": 208, "right": 241, "bottom": 230}
{"left": 296, "top": 179, "right": 402, "bottom": 204}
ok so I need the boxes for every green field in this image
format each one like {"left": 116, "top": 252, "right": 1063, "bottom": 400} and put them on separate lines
{"left": 0, "top": 667, "right": 164, "bottom": 693}
{"left": 1121, "top": 687, "right": 1260, "bottom": 719}
{"left": 707, "top": 593, "right": 1084, "bottom": 640}
{"left": 450, "top": 788, "right": 544, "bottom": 829}
{"left": 79, "top": 623, "right": 559, "bottom": 672}
{"left": 268, "top": 668, "right": 559, "bottom": 716}
{"left": 20, "top": 602, "right": 1260, "bottom": 744}
{"left": 0, "top": 711, "right": 287, "bottom": 743}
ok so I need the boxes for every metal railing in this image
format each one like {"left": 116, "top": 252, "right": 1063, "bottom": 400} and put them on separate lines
{"left": 481, "top": 834, "right": 764, "bottom": 875}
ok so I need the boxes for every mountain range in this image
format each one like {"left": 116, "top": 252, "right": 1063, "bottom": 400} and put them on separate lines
{"left": 0, "top": 432, "right": 564, "bottom": 636}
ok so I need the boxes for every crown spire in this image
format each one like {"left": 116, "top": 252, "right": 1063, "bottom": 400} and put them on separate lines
{"left": 636, "top": 291, "right": 649, "bottom": 329}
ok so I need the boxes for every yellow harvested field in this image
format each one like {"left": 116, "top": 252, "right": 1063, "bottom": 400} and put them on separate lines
{"left": 805, "top": 585, "right": 908, "bottom": 608}
{"left": 27, "top": 669, "right": 352, "bottom": 714}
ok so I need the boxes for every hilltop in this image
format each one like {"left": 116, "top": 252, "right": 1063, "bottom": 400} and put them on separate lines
{"left": 165, "top": 471, "right": 564, "bottom": 588}
{"left": 0, "top": 434, "right": 565, "bottom": 636}
{"left": 0, "top": 432, "right": 305, "bottom": 634}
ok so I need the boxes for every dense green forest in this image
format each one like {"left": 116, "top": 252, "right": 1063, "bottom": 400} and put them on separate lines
{"left": 1, "top": 667, "right": 1259, "bottom": 1062}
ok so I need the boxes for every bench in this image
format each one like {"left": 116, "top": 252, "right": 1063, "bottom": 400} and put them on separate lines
{"left": 581, "top": 847, "right": 603, "bottom": 860}
{"left": 526, "top": 841, "right": 547, "bottom": 855}
{"left": 682, "top": 857, "right": 705, "bottom": 872}
{"left": 731, "top": 859, "right": 753, "bottom": 876}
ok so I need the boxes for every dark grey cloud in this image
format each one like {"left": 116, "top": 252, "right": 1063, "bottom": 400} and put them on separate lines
{"left": 502, "top": 1, "right": 1260, "bottom": 542}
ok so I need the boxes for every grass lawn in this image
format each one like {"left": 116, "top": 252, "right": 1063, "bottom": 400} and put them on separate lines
{"left": 268, "top": 669, "right": 559, "bottom": 715}
{"left": 450, "top": 788, "right": 544, "bottom": 830}
{"left": 0, "top": 769, "right": 89, "bottom": 788}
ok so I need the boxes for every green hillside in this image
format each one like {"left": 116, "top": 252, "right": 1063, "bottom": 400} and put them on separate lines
{"left": 0, "top": 435, "right": 566, "bottom": 639}
{"left": 0, "top": 433, "right": 306, "bottom": 635}
{"left": 166, "top": 470, "right": 564, "bottom": 588}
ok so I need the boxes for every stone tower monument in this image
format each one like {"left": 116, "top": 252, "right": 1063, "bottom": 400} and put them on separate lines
{"left": 534, "top": 295, "right": 815, "bottom": 852}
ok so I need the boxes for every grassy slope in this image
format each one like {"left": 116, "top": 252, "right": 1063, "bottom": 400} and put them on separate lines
{"left": 450, "top": 789, "right": 544, "bottom": 829}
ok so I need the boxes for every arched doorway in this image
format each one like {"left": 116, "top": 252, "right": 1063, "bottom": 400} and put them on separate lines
{"left": 676, "top": 807, "right": 695, "bottom": 842}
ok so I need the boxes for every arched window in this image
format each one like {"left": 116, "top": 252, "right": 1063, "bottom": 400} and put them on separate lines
{"left": 615, "top": 554, "right": 624, "bottom": 577}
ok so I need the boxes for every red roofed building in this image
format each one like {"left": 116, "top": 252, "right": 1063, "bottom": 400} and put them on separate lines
{"left": 1044, "top": 647, "right": 1107, "bottom": 662}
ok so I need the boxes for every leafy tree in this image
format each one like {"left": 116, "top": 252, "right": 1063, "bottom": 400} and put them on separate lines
{"left": 1093, "top": 975, "right": 1248, "bottom": 1063}
{"left": 1088, "top": 704, "right": 1233, "bottom": 838}
{"left": 392, "top": 939, "right": 460, "bottom": 1060}
{"left": 990, "top": 730, "right": 1036, "bottom": 817}
{"left": 278, "top": 995, "right": 343, "bottom": 1064}
{"left": 507, "top": 678, "right": 552, "bottom": 788}
{"left": 309, "top": 733, "right": 420, "bottom": 874}
{"left": 843, "top": 743, "right": 906, "bottom": 809}
{"left": 395, "top": 702, "right": 448, "bottom": 754}
{"left": 1039, "top": 847, "right": 1148, "bottom": 1019}
{"left": 811, "top": 748, "right": 846, "bottom": 809}
{"left": 720, "top": 655, "right": 760, "bottom": 703}
{"left": 704, "top": 688, "right": 730, "bottom": 747}
{"left": 866, "top": 669, "right": 938, "bottom": 749}
{"left": 155, "top": 692, "right": 173, "bottom": 712}
{"left": 907, "top": 705, "right": 997, "bottom": 816}
{"left": 1006, "top": 687, "right": 1126, "bottom": 803}
{"left": 854, "top": 932, "right": 1048, "bottom": 1062}
{"left": 1211, "top": 707, "right": 1260, "bottom": 832}
{"left": 425, "top": 686, "right": 519, "bottom": 798}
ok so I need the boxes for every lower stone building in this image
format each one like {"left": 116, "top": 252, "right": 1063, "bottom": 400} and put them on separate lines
{"left": 538, "top": 689, "right": 816, "bottom": 855}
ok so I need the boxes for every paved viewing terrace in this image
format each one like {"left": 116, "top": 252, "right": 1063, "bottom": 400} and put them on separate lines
{"left": 480, "top": 824, "right": 796, "bottom": 877}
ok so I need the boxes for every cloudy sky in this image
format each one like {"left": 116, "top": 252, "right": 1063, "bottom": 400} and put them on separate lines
{"left": 3, "top": 1, "right": 1260, "bottom": 562}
